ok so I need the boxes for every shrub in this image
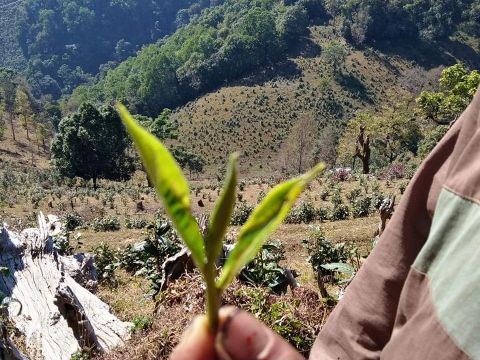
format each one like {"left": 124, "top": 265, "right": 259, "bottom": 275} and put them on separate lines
{"left": 351, "top": 196, "right": 372, "bottom": 218}
{"left": 62, "top": 212, "right": 83, "bottom": 231}
{"left": 93, "top": 244, "right": 119, "bottom": 285}
{"left": 346, "top": 187, "right": 362, "bottom": 204}
{"left": 381, "top": 163, "right": 406, "bottom": 180}
{"left": 285, "top": 201, "right": 316, "bottom": 224}
{"left": 316, "top": 207, "right": 329, "bottom": 222}
{"left": 330, "top": 203, "right": 350, "bottom": 221}
{"left": 131, "top": 316, "right": 153, "bottom": 333}
{"left": 125, "top": 217, "right": 148, "bottom": 229}
{"left": 320, "top": 188, "right": 329, "bottom": 201}
{"left": 91, "top": 215, "right": 121, "bottom": 232}
{"left": 239, "top": 241, "right": 287, "bottom": 292}
{"left": 231, "top": 203, "right": 254, "bottom": 226}
{"left": 303, "top": 227, "right": 349, "bottom": 276}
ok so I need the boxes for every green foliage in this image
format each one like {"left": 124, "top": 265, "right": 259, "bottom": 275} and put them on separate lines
{"left": 118, "top": 104, "right": 324, "bottom": 330}
{"left": 351, "top": 195, "right": 372, "bottom": 218}
{"left": 322, "top": 40, "right": 348, "bottom": 74}
{"left": 69, "top": 0, "right": 310, "bottom": 115}
{"left": 232, "top": 286, "right": 317, "bottom": 355}
{"left": 51, "top": 103, "right": 134, "bottom": 187}
{"left": 231, "top": 203, "right": 254, "bottom": 226}
{"left": 93, "top": 244, "right": 119, "bottom": 285}
{"left": 417, "top": 125, "right": 449, "bottom": 159}
{"left": 239, "top": 241, "right": 288, "bottom": 292}
{"left": 91, "top": 215, "right": 121, "bottom": 232}
{"left": 285, "top": 200, "right": 317, "bottom": 224}
{"left": 172, "top": 147, "right": 207, "bottom": 177}
{"left": 417, "top": 64, "right": 480, "bottom": 124}
{"left": 119, "top": 221, "right": 182, "bottom": 294}
{"left": 303, "top": 227, "right": 348, "bottom": 276}
{"left": 330, "top": 203, "right": 350, "bottom": 221}
{"left": 70, "top": 351, "right": 90, "bottom": 360}
{"left": 334, "top": 0, "right": 474, "bottom": 45}
{"left": 131, "top": 316, "right": 153, "bottom": 333}
{"left": 62, "top": 212, "right": 83, "bottom": 231}
{"left": 19, "top": 0, "right": 213, "bottom": 96}
{"left": 124, "top": 217, "right": 148, "bottom": 230}
{"left": 337, "top": 102, "right": 421, "bottom": 168}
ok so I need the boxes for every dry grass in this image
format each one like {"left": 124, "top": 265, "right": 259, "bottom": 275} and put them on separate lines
{"left": 98, "top": 274, "right": 330, "bottom": 360}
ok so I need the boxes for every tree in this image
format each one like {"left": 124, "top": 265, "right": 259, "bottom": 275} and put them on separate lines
{"left": 322, "top": 40, "right": 348, "bottom": 75}
{"left": 172, "top": 147, "right": 206, "bottom": 178}
{"left": 337, "top": 102, "right": 421, "bottom": 170}
{"left": 51, "top": 103, "right": 134, "bottom": 189}
{"left": 354, "top": 126, "right": 371, "bottom": 174}
{"left": 282, "top": 116, "right": 317, "bottom": 174}
{"left": 15, "top": 89, "right": 33, "bottom": 141}
{"left": 0, "top": 69, "right": 18, "bottom": 141}
{"left": 277, "top": 4, "right": 309, "bottom": 42}
{"left": 416, "top": 64, "right": 480, "bottom": 124}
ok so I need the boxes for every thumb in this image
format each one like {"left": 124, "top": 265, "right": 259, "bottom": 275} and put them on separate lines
{"left": 216, "top": 306, "right": 305, "bottom": 360}
{"left": 170, "top": 315, "right": 216, "bottom": 360}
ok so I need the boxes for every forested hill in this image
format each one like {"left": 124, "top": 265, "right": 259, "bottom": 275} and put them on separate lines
{"left": 68, "top": 0, "right": 480, "bottom": 116}
{"left": 0, "top": 0, "right": 27, "bottom": 71}
{"left": 6, "top": 0, "right": 217, "bottom": 97}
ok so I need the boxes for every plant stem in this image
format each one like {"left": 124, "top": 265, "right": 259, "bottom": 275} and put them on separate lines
{"left": 206, "top": 267, "right": 220, "bottom": 332}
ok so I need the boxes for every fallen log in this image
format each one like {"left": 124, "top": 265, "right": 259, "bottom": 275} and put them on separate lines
{"left": 0, "top": 213, "right": 131, "bottom": 360}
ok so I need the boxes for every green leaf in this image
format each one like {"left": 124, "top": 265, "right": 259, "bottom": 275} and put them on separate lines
{"left": 117, "top": 104, "right": 206, "bottom": 270}
{"left": 206, "top": 153, "right": 238, "bottom": 267}
{"left": 216, "top": 163, "right": 325, "bottom": 290}
{"left": 321, "top": 262, "right": 355, "bottom": 276}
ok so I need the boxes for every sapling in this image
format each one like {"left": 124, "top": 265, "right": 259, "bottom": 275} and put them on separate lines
{"left": 117, "top": 104, "right": 325, "bottom": 334}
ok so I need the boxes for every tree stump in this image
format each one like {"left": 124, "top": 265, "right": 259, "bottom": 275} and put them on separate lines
{"left": 0, "top": 214, "right": 131, "bottom": 360}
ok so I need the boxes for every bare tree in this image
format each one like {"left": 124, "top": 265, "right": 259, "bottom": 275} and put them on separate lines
{"left": 282, "top": 116, "right": 317, "bottom": 174}
{"left": 354, "top": 126, "right": 371, "bottom": 174}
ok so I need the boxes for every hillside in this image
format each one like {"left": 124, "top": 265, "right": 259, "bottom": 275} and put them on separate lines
{"left": 170, "top": 25, "right": 479, "bottom": 177}
{"left": 0, "top": 0, "right": 26, "bottom": 71}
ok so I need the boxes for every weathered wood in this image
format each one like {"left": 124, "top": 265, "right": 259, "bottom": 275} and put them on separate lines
{"left": 0, "top": 214, "right": 131, "bottom": 360}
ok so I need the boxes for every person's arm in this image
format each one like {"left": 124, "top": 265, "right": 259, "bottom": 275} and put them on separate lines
{"left": 311, "top": 90, "right": 480, "bottom": 360}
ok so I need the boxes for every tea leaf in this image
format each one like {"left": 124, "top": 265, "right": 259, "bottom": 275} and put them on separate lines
{"left": 216, "top": 163, "right": 325, "bottom": 290}
{"left": 321, "top": 263, "right": 355, "bottom": 276}
{"left": 117, "top": 104, "right": 206, "bottom": 270}
{"left": 206, "top": 153, "right": 238, "bottom": 267}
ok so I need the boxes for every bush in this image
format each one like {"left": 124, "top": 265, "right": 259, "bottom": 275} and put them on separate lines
{"left": 381, "top": 163, "right": 406, "bottom": 180}
{"left": 316, "top": 207, "right": 329, "bottom": 222}
{"left": 346, "top": 187, "right": 362, "bottom": 204}
{"left": 231, "top": 203, "right": 254, "bottom": 226}
{"left": 125, "top": 217, "right": 148, "bottom": 229}
{"left": 131, "top": 316, "right": 153, "bottom": 333}
{"left": 91, "top": 215, "right": 121, "bottom": 232}
{"left": 303, "top": 227, "right": 349, "bottom": 276}
{"left": 351, "top": 196, "right": 372, "bottom": 218}
{"left": 93, "top": 244, "right": 119, "bottom": 285}
{"left": 62, "top": 212, "right": 83, "bottom": 231}
{"left": 285, "top": 201, "right": 316, "bottom": 224}
{"left": 330, "top": 203, "right": 350, "bottom": 221}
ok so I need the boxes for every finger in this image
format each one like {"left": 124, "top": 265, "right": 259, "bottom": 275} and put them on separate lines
{"left": 217, "top": 306, "right": 305, "bottom": 360}
{"left": 170, "top": 315, "right": 216, "bottom": 360}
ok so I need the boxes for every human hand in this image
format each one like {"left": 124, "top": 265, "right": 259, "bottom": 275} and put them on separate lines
{"left": 170, "top": 306, "right": 305, "bottom": 360}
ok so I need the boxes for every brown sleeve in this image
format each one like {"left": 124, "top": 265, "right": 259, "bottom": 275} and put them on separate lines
{"left": 309, "top": 89, "right": 480, "bottom": 360}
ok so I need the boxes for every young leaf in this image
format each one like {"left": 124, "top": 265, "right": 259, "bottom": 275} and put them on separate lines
{"left": 117, "top": 104, "right": 206, "bottom": 270}
{"left": 321, "top": 263, "right": 355, "bottom": 276}
{"left": 205, "top": 153, "right": 238, "bottom": 267}
{"left": 216, "top": 163, "right": 325, "bottom": 290}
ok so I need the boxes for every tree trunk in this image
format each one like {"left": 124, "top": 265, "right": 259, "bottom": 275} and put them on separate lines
{"left": 9, "top": 114, "right": 15, "bottom": 141}
{"left": 316, "top": 270, "right": 329, "bottom": 299}
{"left": 93, "top": 177, "right": 97, "bottom": 191}
{"left": 0, "top": 214, "right": 131, "bottom": 360}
